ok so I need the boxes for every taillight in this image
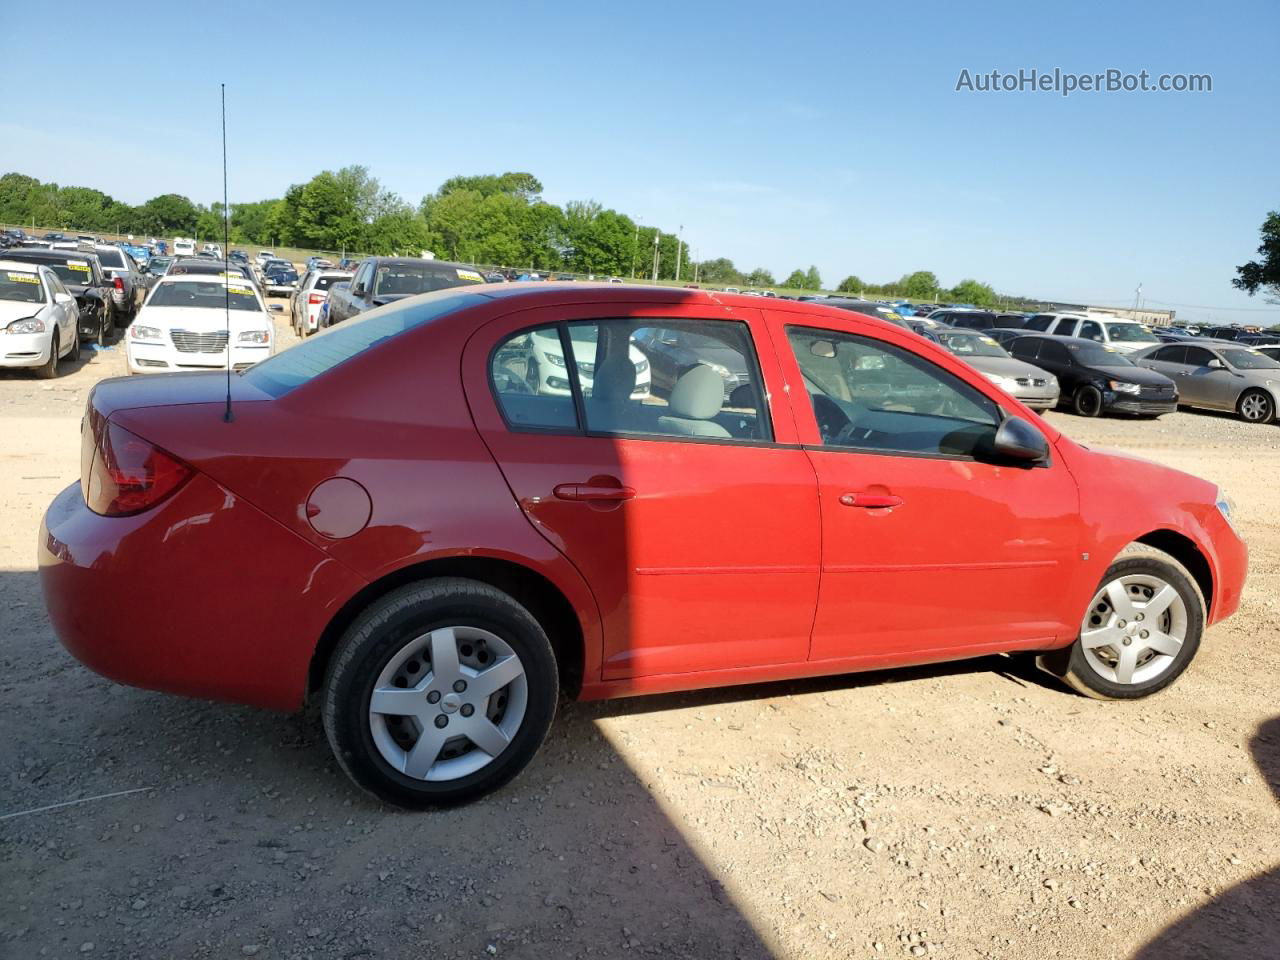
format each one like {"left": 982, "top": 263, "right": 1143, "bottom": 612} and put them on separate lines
{"left": 308, "top": 293, "right": 325, "bottom": 304}
{"left": 113, "top": 276, "right": 124, "bottom": 292}
{"left": 84, "top": 421, "right": 192, "bottom": 517}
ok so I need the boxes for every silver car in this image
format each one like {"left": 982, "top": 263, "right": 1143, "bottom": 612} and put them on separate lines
{"left": 937, "top": 330, "right": 1060, "bottom": 411}
{"left": 1133, "top": 340, "right": 1280, "bottom": 423}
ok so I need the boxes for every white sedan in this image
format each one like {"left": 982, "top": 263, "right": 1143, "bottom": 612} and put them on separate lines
{"left": 0, "top": 260, "right": 80, "bottom": 378}
{"left": 127, "top": 275, "right": 275, "bottom": 375}
{"left": 290, "top": 269, "right": 352, "bottom": 336}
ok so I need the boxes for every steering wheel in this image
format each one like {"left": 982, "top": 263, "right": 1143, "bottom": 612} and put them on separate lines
{"left": 810, "top": 393, "right": 852, "bottom": 442}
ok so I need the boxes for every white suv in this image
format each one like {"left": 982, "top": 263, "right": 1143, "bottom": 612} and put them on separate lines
{"left": 1025, "top": 312, "right": 1161, "bottom": 354}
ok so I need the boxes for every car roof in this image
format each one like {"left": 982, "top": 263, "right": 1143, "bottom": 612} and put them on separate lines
{"left": 363, "top": 256, "right": 479, "bottom": 270}
{"left": 0, "top": 248, "right": 100, "bottom": 263}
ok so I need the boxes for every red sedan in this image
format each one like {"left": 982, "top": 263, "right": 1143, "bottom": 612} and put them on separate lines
{"left": 39, "top": 285, "right": 1248, "bottom": 808}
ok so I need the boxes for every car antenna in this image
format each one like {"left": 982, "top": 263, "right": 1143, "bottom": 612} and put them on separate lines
{"left": 220, "top": 82, "right": 234, "bottom": 423}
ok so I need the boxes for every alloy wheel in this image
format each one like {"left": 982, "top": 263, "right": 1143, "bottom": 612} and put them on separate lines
{"left": 1239, "top": 391, "right": 1272, "bottom": 423}
{"left": 368, "top": 626, "right": 528, "bottom": 782}
{"left": 1079, "top": 574, "right": 1188, "bottom": 685}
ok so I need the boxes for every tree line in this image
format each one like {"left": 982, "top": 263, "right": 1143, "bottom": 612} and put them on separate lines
{"left": 0, "top": 168, "right": 1001, "bottom": 302}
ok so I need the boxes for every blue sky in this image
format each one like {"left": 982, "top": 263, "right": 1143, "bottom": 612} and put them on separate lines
{"left": 4, "top": 0, "right": 1277, "bottom": 323}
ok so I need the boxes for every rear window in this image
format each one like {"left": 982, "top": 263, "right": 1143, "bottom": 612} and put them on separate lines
{"left": 372, "top": 263, "right": 485, "bottom": 297}
{"left": 95, "top": 248, "right": 124, "bottom": 268}
{"left": 241, "top": 291, "right": 488, "bottom": 397}
{"left": 314, "top": 275, "right": 347, "bottom": 291}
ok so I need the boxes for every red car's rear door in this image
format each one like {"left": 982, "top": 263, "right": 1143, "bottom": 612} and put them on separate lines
{"left": 463, "top": 299, "right": 821, "bottom": 683}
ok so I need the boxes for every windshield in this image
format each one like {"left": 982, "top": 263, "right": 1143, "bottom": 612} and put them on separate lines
{"left": 147, "top": 281, "right": 262, "bottom": 311}
{"left": 265, "top": 263, "right": 295, "bottom": 275}
{"left": 1071, "top": 343, "right": 1134, "bottom": 366}
{"left": 372, "top": 264, "right": 485, "bottom": 297}
{"left": 95, "top": 248, "right": 124, "bottom": 269}
{"left": 1222, "top": 348, "right": 1280, "bottom": 370}
{"left": 242, "top": 291, "right": 487, "bottom": 396}
{"left": 1105, "top": 322, "right": 1157, "bottom": 342}
{"left": 940, "top": 332, "right": 1009, "bottom": 358}
{"left": 148, "top": 257, "right": 173, "bottom": 274}
{"left": 1, "top": 270, "right": 45, "bottom": 303}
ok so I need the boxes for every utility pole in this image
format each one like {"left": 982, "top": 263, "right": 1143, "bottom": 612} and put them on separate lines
{"left": 651, "top": 231, "right": 660, "bottom": 282}
{"left": 694, "top": 249, "right": 699, "bottom": 284}
{"left": 631, "top": 222, "right": 640, "bottom": 278}
{"left": 674, "top": 225, "right": 683, "bottom": 282}
{"left": 1134, "top": 282, "right": 1142, "bottom": 310}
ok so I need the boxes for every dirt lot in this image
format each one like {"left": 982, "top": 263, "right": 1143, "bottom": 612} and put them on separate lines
{"left": 1, "top": 309, "right": 1277, "bottom": 960}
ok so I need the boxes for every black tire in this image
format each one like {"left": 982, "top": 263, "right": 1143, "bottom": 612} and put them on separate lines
{"left": 322, "top": 578, "right": 558, "bottom": 809}
{"left": 1073, "top": 384, "right": 1104, "bottom": 418}
{"left": 1237, "top": 388, "right": 1275, "bottom": 424}
{"left": 1037, "top": 543, "right": 1204, "bottom": 700}
{"left": 68, "top": 328, "right": 80, "bottom": 364}
{"left": 36, "top": 330, "right": 60, "bottom": 379}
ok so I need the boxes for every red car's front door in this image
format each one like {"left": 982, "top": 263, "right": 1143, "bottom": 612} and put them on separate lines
{"left": 766, "top": 309, "right": 1083, "bottom": 665}
{"left": 463, "top": 300, "right": 821, "bottom": 683}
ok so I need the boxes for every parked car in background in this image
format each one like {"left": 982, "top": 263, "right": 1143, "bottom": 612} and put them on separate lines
{"left": 936, "top": 329, "right": 1060, "bottom": 411}
{"left": 143, "top": 255, "right": 174, "bottom": 287}
{"left": 632, "top": 325, "right": 753, "bottom": 399}
{"left": 928, "top": 309, "right": 1004, "bottom": 331}
{"left": 255, "top": 251, "right": 276, "bottom": 269}
{"left": 985, "top": 328, "right": 1029, "bottom": 348}
{"left": 39, "top": 286, "right": 1249, "bottom": 809}
{"left": 323, "top": 257, "right": 486, "bottom": 327}
{"left": 1023, "top": 312, "right": 1161, "bottom": 354}
{"left": 820, "top": 297, "right": 913, "bottom": 330}
{"left": 1133, "top": 340, "right": 1280, "bottom": 424}
{"left": 1, "top": 248, "right": 117, "bottom": 345}
{"left": 1256, "top": 345, "right": 1280, "bottom": 364}
{"left": 1007, "top": 335, "right": 1177, "bottom": 417}
{"left": 201, "top": 243, "right": 222, "bottom": 258}
{"left": 305, "top": 256, "right": 334, "bottom": 271}
{"left": 290, "top": 269, "right": 351, "bottom": 336}
{"left": 92, "top": 245, "right": 146, "bottom": 321}
{"left": 125, "top": 274, "right": 274, "bottom": 375}
{"left": 262, "top": 260, "right": 300, "bottom": 297}
{"left": 172, "top": 238, "right": 196, "bottom": 257}
{"left": 0, "top": 260, "right": 81, "bottom": 377}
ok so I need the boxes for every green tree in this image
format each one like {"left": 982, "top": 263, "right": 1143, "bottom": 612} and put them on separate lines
{"left": 836, "top": 275, "right": 863, "bottom": 293}
{"left": 746, "top": 268, "right": 775, "bottom": 287}
{"left": 804, "top": 265, "right": 822, "bottom": 290}
{"left": 1233, "top": 210, "right": 1280, "bottom": 302}
{"left": 138, "top": 193, "right": 198, "bottom": 234}
{"left": 698, "top": 258, "right": 743, "bottom": 285}
{"left": 783, "top": 269, "right": 809, "bottom": 289}
{"left": 949, "top": 278, "right": 997, "bottom": 307}
{"left": 899, "top": 270, "right": 939, "bottom": 299}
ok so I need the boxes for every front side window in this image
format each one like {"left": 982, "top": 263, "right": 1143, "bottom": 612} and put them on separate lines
{"left": 1078, "top": 320, "right": 1104, "bottom": 341}
{"left": 1051, "top": 317, "right": 1078, "bottom": 335}
{"left": 1182, "top": 346, "right": 1216, "bottom": 367}
{"left": 787, "top": 326, "right": 1000, "bottom": 458}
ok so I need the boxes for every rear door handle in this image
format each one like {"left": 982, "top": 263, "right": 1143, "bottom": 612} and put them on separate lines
{"left": 554, "top": 482, "right": 636, "bottom": 502}
{"left": 839, "top": 493, "right": 903, "bottom": 509}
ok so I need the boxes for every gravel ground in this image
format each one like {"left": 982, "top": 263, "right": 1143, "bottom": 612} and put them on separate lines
{"left": 1, "top": 311, "right": 1277, "bottom": 959}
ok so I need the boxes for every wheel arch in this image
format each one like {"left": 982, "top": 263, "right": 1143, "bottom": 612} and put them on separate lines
{"left": 307, "top": 555, "right": 587, "bottom": 701}
{"left": 1132, "top": 528, "right": 1215, "bottom": 618}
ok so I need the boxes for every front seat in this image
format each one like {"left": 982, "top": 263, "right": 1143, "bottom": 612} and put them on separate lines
{"left": 657, "top": 365, "right": 730, "bottom": 437}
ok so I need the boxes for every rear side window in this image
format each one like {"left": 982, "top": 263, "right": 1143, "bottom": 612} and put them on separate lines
{"left": 243, "top": 291, "right": 487, "bottom": 397}
{"left": 488, "top": 318, "right": 772, "bottom": 443}
{"left": 95, "top": 248, "right": 124, "bottom": 268}
{"left": 1024, "top": 314, "right": 1055, "bottom": 331}
{"left": 1050, "top": 317, "right": 1077, "bottom": 335}
{"left": 1010, "top": 338, "right": 1041, "bottom": 361}
{"left": 1078, "top": 320, "right": 1104, "bottom": 342}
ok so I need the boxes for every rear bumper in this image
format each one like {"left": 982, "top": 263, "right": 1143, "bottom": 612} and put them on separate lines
{"left": 39, "top": 478, "right": 368, "bottom": 711}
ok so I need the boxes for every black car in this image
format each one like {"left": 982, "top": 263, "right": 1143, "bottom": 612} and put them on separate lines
{"left": 324, "top": 257, "right": 486, "bottom": 326}
{"left": 929, "top": 309, "right": 1007, "bottom": 331}
{"left": 1007, "top": 335, "right": 1177, "bottom": 417}
{"left": 817, "top": 297, "right": 913, "bottom": 331}
{"left": 0, "top": 247, "right": 117, "bottom": 344}
{"left": 91, "top": 245, "right": 146, "bottom": 320}
{"left": 986, "top": 328, "right": 1028, "bottom": 348}
{"left": 632, "top": 325, "right": 753, "bottom": 399}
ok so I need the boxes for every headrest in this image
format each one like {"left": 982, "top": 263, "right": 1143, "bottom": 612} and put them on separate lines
{"left": 669, "top": 364, "right": 724, "bottom": 420}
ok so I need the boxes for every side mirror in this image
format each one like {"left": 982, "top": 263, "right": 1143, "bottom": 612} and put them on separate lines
{"left": 54, "top": 292, "right": 75, "bottom": 305}
{"left": 992, "top": 416, "right": 1049, "bottom": 463}
{"left": 1207, "top": 358, "right": 1226, "bottom": 370}
{"left": 353, "top": 284, "right": 366, "bottom": 297}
